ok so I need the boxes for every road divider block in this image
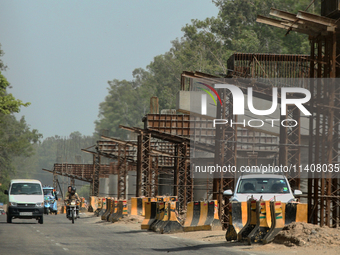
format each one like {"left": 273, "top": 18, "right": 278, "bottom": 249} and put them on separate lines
{"left": 102, "top": 198, "right": 111, "bottom": 220}
{"left": 94, "top": 197, "right": 103, "bottom": 216}
{"left": 131, "top": 197, "right": 143, "bottom": 215}
{"left": 88, "top": 196, "right": 98, "bottom": 212}
{"left": 112, "top": 200, "right": 128, "bottom": 222}
{"left": 150, "top": 202, "right": 165, "bottom": 231}
{"left": 108, "top": 200, "right": 118, "bottom": 222}
{"left": 263, "top": 201, "right": 285, "bottom": 243}
{"left": 161, "top": 202, "right": 183, "bottom": 234}
{"left": 141, "top": 202, "right": 157, "bottom": 229}
{"left": 98, "top": 198, "right": 107, "bottom": 217}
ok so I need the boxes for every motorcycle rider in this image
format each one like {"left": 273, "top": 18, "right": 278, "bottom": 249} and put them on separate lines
{"left": 65, "top": 186, "right": 72, "bottom": 199}
{"left": 64, "top": 186, "right": 80, "bottom": 218}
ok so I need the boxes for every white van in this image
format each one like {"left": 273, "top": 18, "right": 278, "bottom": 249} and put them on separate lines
{"left": 4, "top": 179, "right": 44, "bottom": 224}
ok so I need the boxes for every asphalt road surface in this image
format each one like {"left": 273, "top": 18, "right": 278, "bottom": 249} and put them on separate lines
{"left": 0, "top": 213, "right": 250, "bottom": 255}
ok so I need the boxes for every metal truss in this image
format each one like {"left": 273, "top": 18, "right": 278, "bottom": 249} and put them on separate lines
{"left": 117, "top": 144, "right": 128, "bottom": 199}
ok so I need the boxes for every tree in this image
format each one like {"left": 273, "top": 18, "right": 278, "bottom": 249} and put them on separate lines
{"left": 0, "top": 45, "right": 42, "bottom": 203}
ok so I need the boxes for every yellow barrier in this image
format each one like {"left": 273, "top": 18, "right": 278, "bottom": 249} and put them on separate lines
{"left": 98, "top": 197, "right": 107, "bottom": 217}
{"left": 157, "top": 202, "right": 170, "bottom": 233}
{"left": 89, "top": 196, "right": 98, "bottom": 212}
{"left": 225, "top": 201, "right": 248, "bottom": 241}
{"left": 112, "top": 200, "right": 128, "bottom": 222}
{"left": 94, "top": 197, "right": 103, "bottom": 217}
{"left": 184, "top": 201, "right": 211, "bottom": 232}
{"left": 247, "top": 200, "right": 271, "bottom": 244}
{"left": 183, "top": 201, "right": 197, "bottom": 228}
{"left": 108, "top": 200, "right": 118, "bottom": 222}
{"left": 161, "top": 202, "right": 183, "bottom": 234}
{"left": 150, "top": 202, "right": 165, "bottom": 231}
{"left": 141, "top": 202, "right": 157, "bottom": 230}
{"left": 263, "top": 201, "right": 285, "bottom": 243}
{"left": 101, "top": 198, "right": 111, "bottom": 221}
{"left": 131, "top": 197, "right": 138, "bottom": 215}
{"left": 226, "top": 199, "right": 309, "bottom": 244}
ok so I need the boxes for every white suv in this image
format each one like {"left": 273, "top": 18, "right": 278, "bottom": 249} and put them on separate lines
{"left": 223, "top": 174, "right": 302, "bottom": 203}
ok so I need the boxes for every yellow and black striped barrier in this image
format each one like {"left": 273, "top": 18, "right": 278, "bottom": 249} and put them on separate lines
{"left": 131, "top": 197, "right": 143, "bottom": 216}
{"left": 263, "top": 201, "right": 285, "bottom": 243}
{"left": 141, "top": 202, "right": 157, "bottom": 229}
{"left": 112, "top": 200, "right": 128, "bottom": 222}
{"left": 88, "top": 196, "right": 98, "bottom": 212}
{"left": 142, "top": 197, "right": 157, "bottom": 216}
{"left": 153, "top": 202, "right": 167, "bottom": 232}
{"left": 183, "top": 201, "right": 201, "bottom": 231}
{"left": 108, "top": 200, "right": 118, "bottom": 222}
{"left": 225, "top": 201, "right": 248, "bottom": 241}
{"left": 226, "top": 199, "right": 308, "bottom": 244}
{"left": 98, "top": 197, "right": 107, "bottom": 217}
{"left": 284, "top": 203, "right": 307, "bottom": 225}
{"left": 150, "top": 202, "right": 165, "bottom": 231}
{"left": 247, "top": 200, "right": 272, "bottom": 244}
{"left": 94, "top": 197, "right": 103, "bottom": 217}
{"left": 106, "top": 198, "right": 115, "bottom": 222}
{"left": 101, "top": 198, "right": 111, "bottom": 220}
{"left": 161, "top": 201, "right": 183, "bottom": 234}
{"left": 184, "top": 201, "right": 220, "bottom": 232}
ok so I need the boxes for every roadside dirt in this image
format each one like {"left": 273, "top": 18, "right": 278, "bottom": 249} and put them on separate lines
{"left": 170, "top": 222, "right": 340, "bottom": 255}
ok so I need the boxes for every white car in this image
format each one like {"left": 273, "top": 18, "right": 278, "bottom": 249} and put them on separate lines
{"left": 223, "top": 174, "right": 302, "bottom": 203}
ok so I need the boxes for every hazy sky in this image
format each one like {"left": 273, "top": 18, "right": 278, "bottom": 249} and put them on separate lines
{"left": 0, "top": 0, "right": 218, "bottom": 139}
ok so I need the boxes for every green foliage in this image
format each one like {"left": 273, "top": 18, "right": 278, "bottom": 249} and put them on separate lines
{"left": 77, "top": 184, "right": 90, "bottom": 200}
{"left": 0, "top": 115, "right": 42, "bottom": 203}
{"left": 0, "top": 72, "right": 30, "bottom": 114}
{"left": 0, "top": 45, "right": 42, "bottom": 203}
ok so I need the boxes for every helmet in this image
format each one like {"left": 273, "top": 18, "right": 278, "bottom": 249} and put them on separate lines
{"left": 71, "top": 187, "right": 76, "bottom": 194}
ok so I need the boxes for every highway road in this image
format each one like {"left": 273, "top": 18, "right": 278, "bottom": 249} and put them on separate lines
{"left": 0, "top": 213, "right": 249, "bottom": 255}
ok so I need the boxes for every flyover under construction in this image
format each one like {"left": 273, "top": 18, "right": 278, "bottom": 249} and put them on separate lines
{"left": 44, "top": 4, "right": 340, "bottom": 230}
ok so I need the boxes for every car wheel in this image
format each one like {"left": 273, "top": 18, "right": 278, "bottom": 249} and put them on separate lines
{"left": 39, "top": 216, "right": 43, "bottom": 224}
{"left": 7, "top": 214, "right": 12, "bottom": 223}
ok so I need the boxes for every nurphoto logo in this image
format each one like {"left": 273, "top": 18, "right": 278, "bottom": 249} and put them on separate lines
{"left": 200, "top": 84, "right": 311, "bottom": 128}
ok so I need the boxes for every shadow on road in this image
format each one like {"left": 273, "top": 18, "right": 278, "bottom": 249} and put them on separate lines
{"left": 152, "top": 241, "right": 251, "bottom": 253}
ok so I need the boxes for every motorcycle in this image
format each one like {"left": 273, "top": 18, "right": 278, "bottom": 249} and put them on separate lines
{"left": 43, "top": 186, "right": 58, "bottom": 215}
{"left": 44, "top": 195, "right": 58, "bottom": 215}
{"left": 65, "top": 199, "right": 80, "bottom": 224}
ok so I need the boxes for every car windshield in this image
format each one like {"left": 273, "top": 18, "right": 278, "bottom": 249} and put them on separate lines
{"left": 237, "top": 178, "right": 290, "bottom": 194}
{"left": 10, "top": 183, "right": 42, "bottom": 195}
